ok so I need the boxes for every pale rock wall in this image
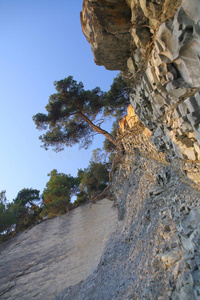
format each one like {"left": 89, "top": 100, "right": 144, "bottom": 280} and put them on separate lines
{"left": 129, "top": 0, "right": 200, "bottom": 184}
{"left": 1, "top": 2, "right": 200, "bottom": 300}
{"left": 81, "top": 0, "right": 200, "bottom": 185}
{"left": 48, "top": 1, "right": 200, "bottom": 299}
{"left": 118, "top": 104, "right": 141, "bottom": 133}
{"left": 0, "top": 199, "right": 118, "bottom": 300}
{"left": 55, "top": 123, "right": 200, "bottom": 299}
{"left": 81, "top": 0, "right": 132, "bottom": 71}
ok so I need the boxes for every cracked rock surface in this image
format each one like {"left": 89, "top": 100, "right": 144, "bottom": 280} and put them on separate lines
{"left": 81, "top": 0, "right": 200, "bottom": 185}
{"left": 55, "top": 124, "right": 200, "bottom": 300}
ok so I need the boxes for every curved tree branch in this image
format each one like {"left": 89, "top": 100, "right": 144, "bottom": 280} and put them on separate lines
{"left": 78, "top": 113, "right": 117, "bottom": 146}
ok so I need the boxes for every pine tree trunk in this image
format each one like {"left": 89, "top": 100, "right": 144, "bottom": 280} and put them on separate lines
{"left": 78, "top": 113, "right": 117, "bottom": 146}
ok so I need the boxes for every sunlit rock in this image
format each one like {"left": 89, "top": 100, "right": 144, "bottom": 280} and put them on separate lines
{"left": 81, "top": 0, "right": 200, "bottom": 184}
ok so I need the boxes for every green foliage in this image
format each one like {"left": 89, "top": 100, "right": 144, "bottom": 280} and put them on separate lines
{"left": 41, "top": 169, "right": 79, "bottom": 218}
{"left": 0, "top": 191, "right": 8, "bottom": 233}
{"left": 14, "top": 188, "right": 40, "bottom": 207}
{"left": 0, "top": 191, "right": 15, "bottom": 235}
{"left": 103, "top": 121, "right": 119, "bottom": 154}
{"left": 103, "top": 74, "right": 130, "bottom": 157}
{"left": 74, "top": 191, "right": 89, "bottom": 207}
{"left": 104, "top": 74, "right": 130, "bottom": 121}
{"left": 90, "top": 148, "right": 107, "bottom": 164}
{"left": 33, "top": 74, "right": 131, "bottom": 152}
{"left": 13, "top": 188, "right": 41, "bottom": 232}
{"left": 33, "top": 76, "right": 109, "bottom": 151}
{"left": 78, "top": 162, "right": 109, "bottom": 199}
{"left": 31, "top": 74, "right": 131, "bottom": 216}
{"left": 0, "top": 189, "right": 41, "bottom": 242}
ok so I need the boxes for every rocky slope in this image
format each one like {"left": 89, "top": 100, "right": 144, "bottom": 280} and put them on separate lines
{"left": 55, "top": 109, "right": 200, "bottom": 300}
{"left": 52, "top": 0, "right": 200, "bottom": 299}
{"left": 1, "top": 1, "right": 200, "bottom": 299}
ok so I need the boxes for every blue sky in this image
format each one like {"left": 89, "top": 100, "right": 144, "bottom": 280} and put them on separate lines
{"left": 0, "top": 0, "right": 118, "bottom": 201}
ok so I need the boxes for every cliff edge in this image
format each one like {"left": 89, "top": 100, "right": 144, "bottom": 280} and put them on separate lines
{"left": 53, "top": 1, "right": 200, "bottom": 299}
{"left": 55, "top": 104, "right": 200, "bottom": 300}
{"left": 1, "top": 1, "right": 200, "bottom": 299}
{"left": 81, "top": 0, "right": 200, "bottom": 185}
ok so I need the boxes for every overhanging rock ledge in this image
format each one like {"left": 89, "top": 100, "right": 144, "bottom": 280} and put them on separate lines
{"left": 81, "top": 0, "right": 200, "bottom": 185}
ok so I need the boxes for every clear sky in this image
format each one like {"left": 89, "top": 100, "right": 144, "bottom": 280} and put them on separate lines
{"left": 0, "top": 0, "right": 118, "bottom": 201}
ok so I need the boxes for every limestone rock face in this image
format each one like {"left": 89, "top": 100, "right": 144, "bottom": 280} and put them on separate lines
{"left": 81, "top": 0, "right": 200, "bottom": 185}
{"left": 118, "top": 104, "right": 139, "bottom": 133}
{"left": 2, "top": 2, "right": 200, "bottom": 300}
{"left": 129, "top": 0, "right": 200, "bottom": 184}
{"left": 51, "top": 2, "right": 200, "bottom": 299}
{"left": 81, "top": 0, "right": 181, "bottom": 72}
{"left": 81, "top": 0, "right": 132, "bottom": 71}
{"left": 0, "top": 199, "right": 118, "bottom": 300}
{"left": 55, "top": 126, "right": 200, "bottom": 300}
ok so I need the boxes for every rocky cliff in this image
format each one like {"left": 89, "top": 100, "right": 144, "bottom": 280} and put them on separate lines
{"left": 54, "top": 106, "right": 200, "bottom": 300}
{"left": 53, "top": 0, "right": 200, "bottom": 299}
{"left": 1, "top": 1, "right": 200, "bottom": 299}
{"left": 81, "top": 0, "right": 200, "bottom": 184}
{"left": 0, "top": 199, "right": 118, "bottom": 299}
{"left": 1, "top": 124, "right": 199, "bottom": 300}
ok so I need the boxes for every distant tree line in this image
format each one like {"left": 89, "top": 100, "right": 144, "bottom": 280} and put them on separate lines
{"left": 0, "top": 188, "right": 41, "bottom": 241}
{"left": 0, "top": 155, "right": 109, "bottom": 242}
